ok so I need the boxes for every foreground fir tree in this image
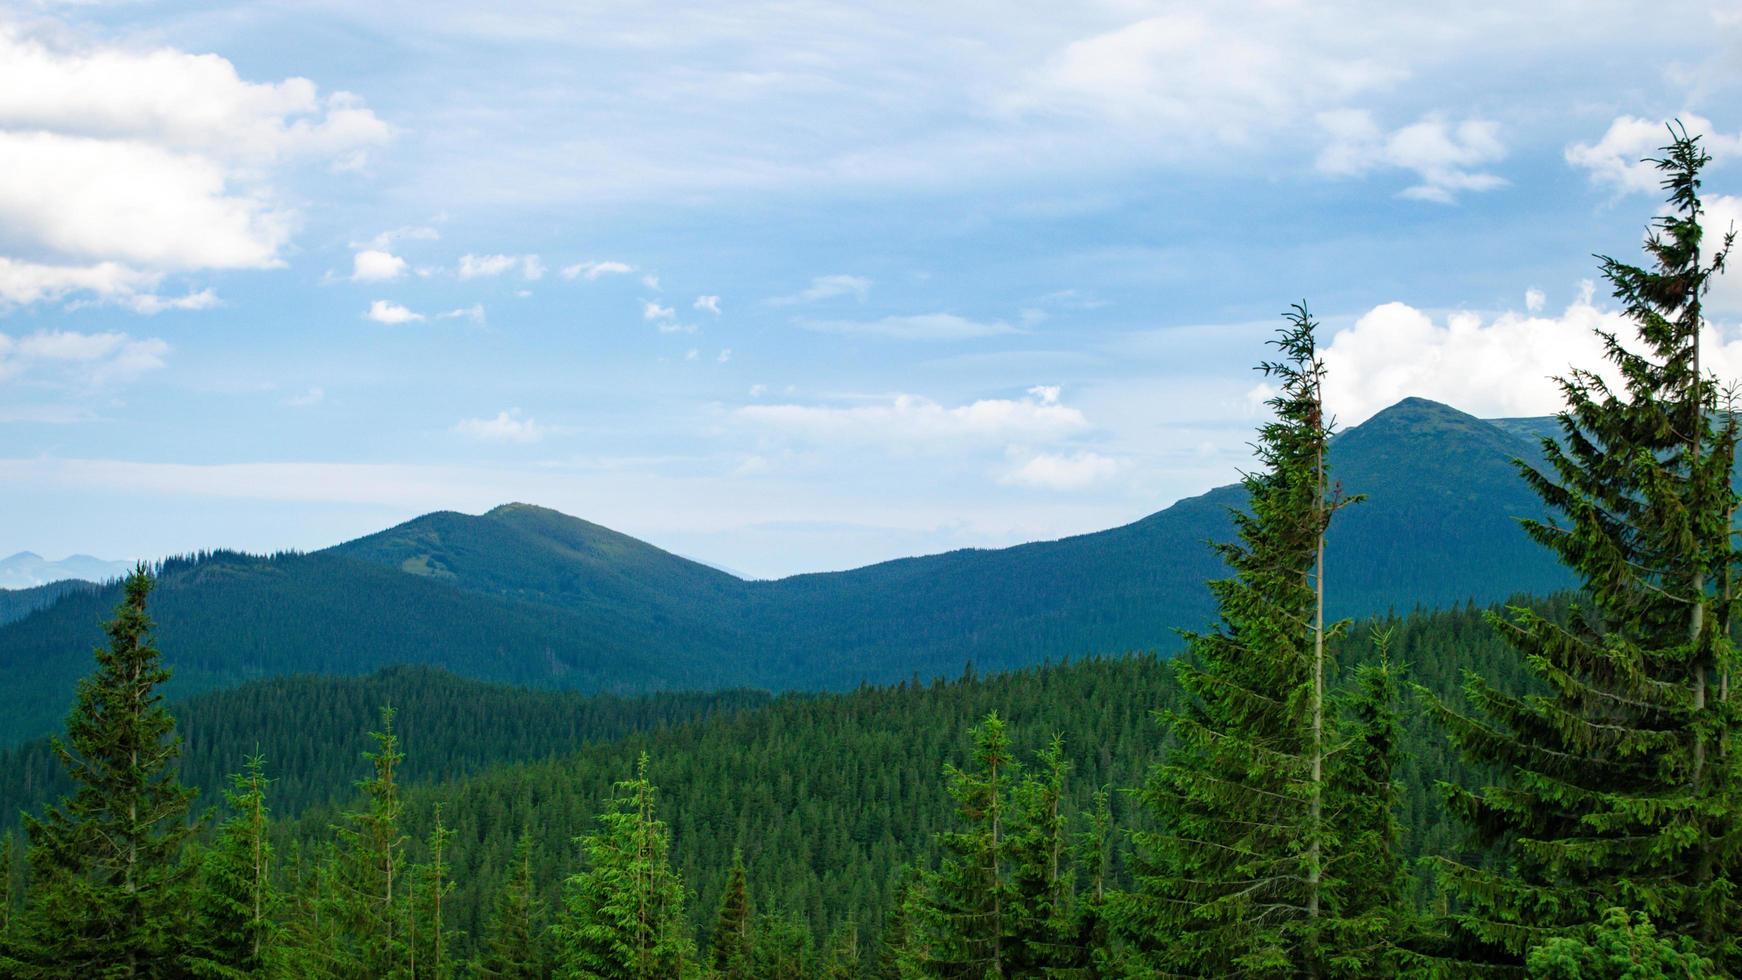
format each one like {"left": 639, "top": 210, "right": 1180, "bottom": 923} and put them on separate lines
{"left": 9, "top": 566, "right": 201, "bottom": 978}
{"left": 908, "top": 712, "right": 1016, "bottom": 977}
{"left": 1114, "top": 307, "right": 1353, "bottom": 975}
{"left": 1006, "top": 736, "right": 1083, "bottom": 975}
{"left": 408, "top": 803, "right": 457, "bottom": 980}
{"left": 317, "top": 708, "right": 411, "bottom": 978}
{"left": 1425, "top": 125, "right": 1741, "bottom": 969}
{"left": 1526, "top": 908, "right": 1715, "bottom": 980}
{"left": 475, "top": 831, "right": 548, "bottom": 979}
{"left": 551, "top": 753, "right": 695, "bottom": 979}
{"left": 708, "top": 850, "right": 753, "bottom": 978}
{"left": 188, "top": 755, "right": 285, "bottom": 978}
{"left": 1324, "top": 628, "right": 1408, "bottom": 974}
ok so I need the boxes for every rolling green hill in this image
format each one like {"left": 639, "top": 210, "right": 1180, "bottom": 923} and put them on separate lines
{"left": 0, "top": 397, "right": 1574, "bottom": 745}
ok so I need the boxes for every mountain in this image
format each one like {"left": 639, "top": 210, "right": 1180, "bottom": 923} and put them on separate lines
{"left": 0, "top": 580, "right": 98, "bottom": 626}
{"left": 0, "top": 551, "right": 133, "bottom": 589}
{"left": 0, "top": 397, "right": 1574, "bottom": 745}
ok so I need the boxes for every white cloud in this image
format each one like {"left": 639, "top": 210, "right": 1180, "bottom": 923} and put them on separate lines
{"left": 1320, "top": 285, "right": 1742, "bottom": 423}
{"left": 1566, "top": 114, "right": 1742, "bottom": 194}
{"left": 0, "top": 328, "right": 168, "bottom": 387}
{"left": 453, "top": 408, "right": 546, "bottom": 443}
{"left": 361, "top": 225, "right": 439, "bottom": 250}
{"left": 365, "top": 299, "right": 424, "bottom": 324}
{"left": 796, "top": 312, "right": 1016, "bottom": 340}
{"left": 1014, "top": 13, "right": 1401, "bottom": 140}
{"left": 1001, "top": 450, "right": 1123, "bottom": 490}
{"left": 1027, "top": 384, "right": 1061, "bottom": 405}
{"left": 1525, "top": 288, "right": 1546, "bottom": 313}
{"left": 770, "top": 274, "right": 872, "bottom": 306}
{"left": 1709, "top": 195, "right": 1742, "bottom": 314}
{"left": 1316, "top": 111, "right": 1507, "bottom": 203}
{"left": 0, "top": 25, "right": 388, "bottom": 309}
{"left": 438, "top": 303, "right": 487, "bottom": 324}
{"left": 718, "top": 348, "right": 732, "bottom": 363}
{"left": 736, "top": 388, "right": 1089, "bottom": 449}
{"left": 562, "top": 259, "right": 634, "bottom": 281}
{"left": 284, "top": 386, "right": 325, "bottom": 408}
{"left": 643, "top": 301, "right": 676, "bottom": 321}
{"left": 749, "top": 384, "right": 768, "bottom": 398}
{"left": 458, "top": 253, "right": 542, "bottom": 279}
{"left": 695, "top": 294, "right": 722, "bottom": 314}
{"left": 641, "top": 273, "right": 661, "bottom": 290}
{"left": 351, "top": 249, "right": 406, "bottom": 281}
{"left": 684, "top": 348, "right": 700, "bottom": 360}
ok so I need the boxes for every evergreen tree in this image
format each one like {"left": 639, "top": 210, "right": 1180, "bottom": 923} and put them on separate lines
{"left": 323, "top": 707, "right": 410, "bottom": 978}
{"left": 475, "top": 831, "right": 547, "bottom": 979}
{"left": 188, "top": 755, "right": 284, "bottom": 978}
{"left": 1426, "top": 125, "right": 1742, "bottom": 969}
{"left": 1, "top": 830, "right": 15, "bottom": 943}
{"left": 819, "top": 919, "right": 862, "bottom": 979}
{"left": 873, "top": 868, "right": 921, "bottom": 980}
{"left": 550, "top": 754, "right": 695, "bottom": 979}
{"left": 1114, "top": 307, "right": 1351, "bottom": 975}
{"left": 1526, "top": 908, "right": 1716, "bottom": 979}
{"left": 1324, "top": 628, "right": 1407, "bottom": 975}
{"left": 708, "top": 850, "right": 753, "bottom": 978}
{"left": 745, "top": 910, "right": 811, "bottom": 979}
{"left": 10, "top": 565, "right": 200, "bottom": 978}
{"left": 409, "top": 803, "right": 457, "bottom": 980}
{"left": 910, "top": 712, "right": 1015, "bottom": 977}
{"left": 1006, "top": 736, "right": 1078, "bottom": 974}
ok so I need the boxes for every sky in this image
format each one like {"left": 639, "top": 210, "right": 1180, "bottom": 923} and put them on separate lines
{"left": 1, "top": 1, "right": 1741, "bottom": 579}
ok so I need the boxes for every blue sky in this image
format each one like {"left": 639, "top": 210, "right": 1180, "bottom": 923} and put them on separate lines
{"left": 1, "top": 1, "right": 1740, "bottom": 578}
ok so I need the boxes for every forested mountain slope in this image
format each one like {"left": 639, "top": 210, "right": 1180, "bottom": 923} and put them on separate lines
{"left": 0, "top": 397, "right": 1572, "bottom": 744}
{"left": 0, "top": 598, "right": 1531, "bottom": 962}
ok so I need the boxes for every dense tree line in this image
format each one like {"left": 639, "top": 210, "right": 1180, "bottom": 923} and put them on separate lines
{"left": 0, "top": 128, "right": 1735, "bottom": 977}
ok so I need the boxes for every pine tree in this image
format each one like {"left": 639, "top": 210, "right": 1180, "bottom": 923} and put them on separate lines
{"left": 910, "top": 712, "right": 1015, "bottom": 977}
{"left": 324, "top": 707, "right": 410, "bottom": 978}
{"left": 1526, "top": 907, "right": 1716, "bottom": 979}
{"left": 746, "top": 910, "right": 811, "bottom": 979}
{"left": 475, "top": 831, "right": 547, "bottom": 979}
{"left": 1323, "top": 627, "right": 1407, "bottom": 975}
{"left": 873, "top": 868, "right": 921, "bottom": 980}
{"left": 1006, "top": 735, "right": 1078, "bottom": 974}
{"left": 819, "top": 919, "right": 862, "bottom": 979}
{"left": 409, "top": 803, "right": 457, "bottom": 980}
{"left": 10, "top": 565, "right": 201, "bottom": 978}
{"left": 708, "top": 850, "right": 753, "bottom": 978}
{"left": 551, "top": 753, "right": 695, "bottom": 979}
{"left": 188, "top": 754, "right": 285, "bottom": 978}
{"left": 1114, "top": 307, "right": 1352, "bottom": 975}
{"left": 0, "top": 830, "right": 15, "bottom": 943}
{"left": 1425, "top": 124, "right": 1742, "bottom": 970}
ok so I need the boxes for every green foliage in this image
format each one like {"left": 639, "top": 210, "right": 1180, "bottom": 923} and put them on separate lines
{"left": 551, "top": 754, "right": 696, "bottom": 979}
{"left": 408, "top": 803, "right": 458, "bottom": 980}
{"left": 187, "top": 755, "right": 285, "bottom": 978}
{"left": 475, "top": 831, "right": 548, "bottom": 979}
{"left": 1427, "top": 125, "right": 1742, "bottom": 971}
{"left": 1527, "top": 908, "right": 1716, "bottom": 979}
{"left": 1118, "top": 308, "right": 1354, "bottom": 976}
{"left": 708, "top": 851, "right": 753, "bottom": 978}
{"left": 311, "top": 708, "right": 411, "bottom": 978}
{"left": 8, "top": 566, "right": 200, "bottom": 978}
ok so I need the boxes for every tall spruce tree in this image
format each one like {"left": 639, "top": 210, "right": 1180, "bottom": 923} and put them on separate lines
{"left": 1425, "top": 125, "right": 1741, "bottom": 970}
{"left": 409, "top": 803, "right": 457, "bottom": 980}
{"left": 1114, "top": 306, "right": 1351, "bottom": 975}
{"left": 909, "top": 712, "right": 1015, "bottom": 978}
{"left": 323, "top": 707, "right": 410, "bottom": 978}
{"left": 1324, "top": 628, "right": 1407, "bottom": 975}
{"left": 1006, "top": 735, "right": 1080, "bottom": 975}
{"left": 188, "top": 755, "right": 284, "bottom": 978}
{"left": 708, "top": 850, "right": 753, "bottom": 978}
{"left": 10, "top": 565, "right": 200, "bottom": 978}
{"left": 550, "top": 753, "right": 695, "bottom": 979}
{"left": 475, "top": 831, "right": 548, "bottom": 979}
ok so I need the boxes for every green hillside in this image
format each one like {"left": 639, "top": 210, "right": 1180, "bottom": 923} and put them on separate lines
{"left": 0, "top": 597, "right": 1531, "bottom": 963}
{"left": 0, "top": 397, "right": 1573, "bottom": 745}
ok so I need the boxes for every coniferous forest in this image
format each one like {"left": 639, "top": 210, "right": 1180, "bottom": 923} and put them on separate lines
{"left": 2, "top": 130, "right": 1739, "bottom": 978}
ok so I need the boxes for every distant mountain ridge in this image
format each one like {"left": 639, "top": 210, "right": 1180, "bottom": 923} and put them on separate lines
{"left": 0, "top": 397, "right": 1577, "bottom": 745}
{"left": 0, "top": 551, "right": 133, "bottom": 590}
